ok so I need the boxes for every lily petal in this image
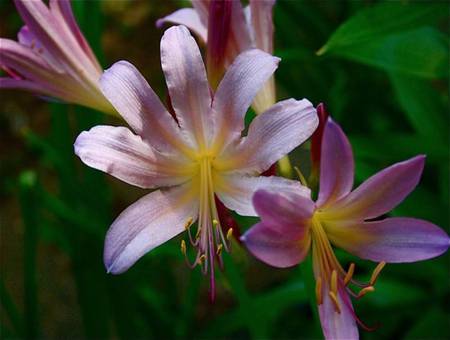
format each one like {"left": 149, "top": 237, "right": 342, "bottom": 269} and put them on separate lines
{"left": 160, "top": 25, "right": 212, "bottom": 146}
{"left": 242, "top": 221, "right": 311, "bottom": 268}
{"left": 100, "top": 60, "right": 191, "bottom": 154}
{"left": 318, "top": 285, "right": 358, "bottom": 340}
{"left": 215, "top": 174, "right": 310, "bottom": 216}
{"left": 249, "top": 0, "right": 275, "bottom": 53}
{"left": 253, "top": 188, "right": 315, "bottom": 227}
{"left": 325, "top": 155, "right": 426, "bottom": 220}
{"left": 74, "top": 125, "right": 190, "bottom": 189}
{"left": 326, "top": 217, "right": 450, "bottom": 263}
{"left": 317, "top": 118, "right": 354, "bottom": 207}
{"left": 156, "top": 8, "right": 207, "bottom": 43}
{"left": 104, "top": 184, "right": 198, "bottom": 274}
{"left": 218, "top": 98, "right": 317, "bottom": 174}
{"left": 212, "top": 49, "right": 280, "bottom": 149}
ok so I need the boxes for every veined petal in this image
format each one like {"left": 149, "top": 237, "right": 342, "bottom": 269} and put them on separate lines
{"left": 253, "top": 188, "right": 315, "bottom": 227}
{"left": 74, "top": 125, "right": 191, "bottom": 189}
{"left": 241, "top": 221, "right": 311, "bottom": 268}
{"left": 215, "top": 174, "right": 310, "bottom": 216}
{"left": 100, "top": 60, "right": 191, "bottom": 154}
{"left": 317, "top": 118, "right": 354, "bottom": 207}
{"left": 217, "top": 98, "right": 317, "bottom": 174}
{"left": 325, "top": 155, "right": 426, "bottom": 220}
{"left": 156, "top": 8, "right": 207, "bottom": 43}
{"left": 191, "top": 0, "right": 209, "bottom": 26}
{"left": 318, "top": 285, "right": 358, "bottom": 340}
{"left": 104, "top": 184, "right": 198, "bottom": 274}
{"left": 226, "top": 0, "right": 252, "bottom": 61}
{"left": 212, "top": 49, "right": 280, "bottom": 149}
{"left": 326, "top": 217, "right": 450, "bottom": 263}
{"left": 249, "top": 0, "right": 275, "bottom": 53}
{"left": 160, "top": 25, "right": 212, "bottom": 147}
{"left": 0, "top": 77, "right": 53, "bottom": 95}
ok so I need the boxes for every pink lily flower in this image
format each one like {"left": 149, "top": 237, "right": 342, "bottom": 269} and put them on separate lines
{"left": 73, "top": 26, "right": 318, "bottom": 298}
{"left": 157, "top": 0, "right": 276, "bottom": 114}
{"left": 0, "top": 0, "right": 115, "bottom": 115}
{"left": 242, "top": 118, "right": 450, "bottom": 339}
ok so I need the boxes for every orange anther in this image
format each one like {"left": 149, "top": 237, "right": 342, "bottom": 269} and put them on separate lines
{"left": 370, "top": 261, "right": 386, "bottom": 286}
{"left": 216, "top": 244, "right": 223, "bottom": 255}
{"left": 344, "top": 263, "right": 355, "bottom": 286}
{"left": 328, "top": 291, "right": 341, "bottom": 314}
{"left": 357, "top": 286, "right": 375, "bottom": 299}
{"left": 330, "top": 270, "right": 338, "bottom": 295}
{"left": 226, "top": 228, "right": 233, "bottom": 240}
{"left": 180, "top": 240, "right": 187, "bottom": 255}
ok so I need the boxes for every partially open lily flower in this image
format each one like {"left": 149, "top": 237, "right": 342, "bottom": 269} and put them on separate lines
{"left": 242, "top": 118, "right": 450, "bottom": 339}
{"left": 74, "top": 26, "right": 318, "bottom": 299}
{"left": 0, "top": 0, "right": 115, "bottom": 115}
{"left": 158, "top": 0, "right": 276, "bottom": 114}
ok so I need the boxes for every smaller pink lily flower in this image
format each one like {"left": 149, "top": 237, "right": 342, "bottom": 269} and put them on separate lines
{"left": 74, "top": 26, "right": 318, "bottom": 299}
{"left": 0, "top": 0, "right": 115, "bottom": 115}
{"left": 242, "top": 118, "right": 450, "bottom": 339}
{"left": 158, "top": 0, "right": 276, "bottom": 114}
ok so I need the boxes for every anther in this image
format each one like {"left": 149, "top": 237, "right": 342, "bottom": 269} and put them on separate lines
{"left": 226, "top": 228, "right": 233, "bottom": 240}
{"left": 180, "top": 240, "right": 187, "bottom": 255}
{"left": 212, "top": 219, "right": 219, "bottom": 227}
{"left": 369, "top": 261, "right": 386, "bottom": 286}
{"left": 216, "top": 244, "right": 223, "bottom": 256}
{"left": 357, "top": 286, "right": 375, "bottom": 299}
{"left": 184, "top": 217, "right": 193, "bottom": 230}
{"left": 328, "top": 291, "right": 341, "bottom": 314}
{"left": 315, "top": 277, "right": 323, "bottom": 305}
{"left": 197, "top": 254, "right": 206, "bottom": 265}
{"left": 330, "top": 270, "right": 338, "bottom": 295}
{"left": 344, "top": 263, "right": 355, "bottom": 286}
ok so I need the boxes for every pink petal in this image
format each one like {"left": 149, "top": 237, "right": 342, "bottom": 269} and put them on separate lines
{"left": 326, "top": 155, "right": 426, "bottom": 220}
{"left": 253, "top": 188, "right": 315, "bottom": 227}
{"left": 215, "top": 174, "right": 310, "bottom": 216}
{"left": 0, "top": 77, "right": 53, "bottom": 95}
{"left": 218, "top": 98, "right": 318, "bottom": 174}
{"left": 318, "top": 285, "right": 358, "bottom": 340}
{"left": 326, "top": 217, "right": 450, "bottom": 263}
{"left": 212, "top": 49, "right": 280, "bottom": 149}
{"left": 249, "top": 0, "right": 275, "bottom": 53}
{"left": 104, "top": 184, "right": 198, "bottom": 274}
{"left": 241, "top": 221, "right": 311, "bottom": 268}
{"left": 99, "top": 60, "right": 192, "bottom": 154}
{"left": 160, "top": 25, "right": 213, "bottom": 146}
{"left": 225, "top": 0, "right": 252, "bottom": 61}
{"left": 156, "top": 8, "right": 207, "bottom": 43}
{"left": 316, "top": 118, "right": 354, "bottom": 207}
{"left": 191, "top": 0, "right": 209, "bottom": 26}
{"left": 74, "top": 125, "right": 190, "bottom": 189}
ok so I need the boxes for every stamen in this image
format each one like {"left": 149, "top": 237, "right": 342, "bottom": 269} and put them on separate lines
{"left": 328, "top": 291, "right": 341, "bottom": 314}
{"left": 216, "top": 244, "right": 223, "bottom": 256}
{"left": 369, "top": 261, "right": 386, "bottom": 286}
{"left": 180, "top": 240, "right": 187, "bottom": 255}
{"left": 294, "top": 166, "right": 308, "bottom": 186}
{"left": 184, "top": 217, "right": 194, "bottom": 229}
{"left": 344, "top": 263, "right": 355, "bottom": 286}
{"left": 315, "top": 277, "right": 323, "bottom": 305}
{"left": 357, "top": 286, "right": 375, "bottom": 299}
{"left": 197, "top": 254, "right": 206, "bottom": 265}
{"left": 330, "top": 270, "right": 338, "bottom": 295}
{"left": 212, "top": 219, "right": 219, "bottom": 227}
{"left": 226, "top": 228, "right": 233, "bottom": 240}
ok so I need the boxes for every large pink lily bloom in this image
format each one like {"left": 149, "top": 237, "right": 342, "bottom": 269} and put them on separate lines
{"left": 0, "top": 0, "right": 115, "bottom": 115}
{"left": 158, "top": 0, "right": 276, "bottom": 114}
{"left": 73, "top": 26, "right": 318, "bottom": 298}
{"left": 242, "top": 118, "right": 450, "bottom": 339}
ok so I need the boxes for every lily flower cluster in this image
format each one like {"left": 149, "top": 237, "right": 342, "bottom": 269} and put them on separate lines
{"left": 2, "top": 1, "right": 449, "bottom": 339}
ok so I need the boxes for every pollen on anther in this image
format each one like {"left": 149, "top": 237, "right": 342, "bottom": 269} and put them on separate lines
{"left": 180, "top": 240, "right": 187, "bottom": 255}
{"left": 226, "top": 228, "right": 233, "bottom": 240}
{"left": 344, "top": 263, "right": 355, "bottom": 286}
{"left": 216, "top": 244, "right": 223, "bottom": 255}
{"left": 328, "top": 291, "right": 341, "bottom": 314}
{"left": 357, "top": 286, "right": 375, "bottom": 299}
{"left": 184, "top": 217, "right": 194, "bottom": 229}
{"left": 315, "top": 277, "right": 323, "bottom": 305}
{"left": 330, "top": 270, "right": 338, "bottom": 295}
{"left": 370, "top": 261, "right": 386, "bottom": 286}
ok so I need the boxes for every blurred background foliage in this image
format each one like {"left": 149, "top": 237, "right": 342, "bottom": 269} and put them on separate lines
{"left": 0, "top": 0, "right": 449, "bottom": 339}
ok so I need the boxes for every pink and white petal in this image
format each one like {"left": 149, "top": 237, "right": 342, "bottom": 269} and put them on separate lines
{"left": 226, "top": 0, "right": 253, "bottom": 61}
{"left": 191, "top": 0, "right": 209, "bottom": 26}
{"left": 0, "top": 77, "right": 48, "bottom": 93}
{"left": 326, "top": 217, "right": 450, "bottom": 263}
{"left": 215, "top": 174, "right": 310, "bottom": 216}
{"left": 242, "top": 221, "right": 311, "bottom": 268}
{"left": 211, "top": 49, "right": 280, "bottom": 149}
{"left": 74, "top": 125, "right": 190, "bottom": 189}
{"left": 49, "top": 0, "right": 101, "bottom": 69}
{"left": 253, "top": 188, "right": 315, "bottom": 227}
{"left": 316, "top": 118, "right": 354, "bottom": 208}
{"left": 318, "top": 285, "right": 359, "bottom": 340}
{"left": 160, "top": 26, "right": 212, "bottom": 146}
{"left": 249, "top": 0, "right": 275, "bottom": 53}
{"left": 99, "top": 60, "right": 191, "bottom": 154}
{"left": 218, "top": 98, "right": 317, "bottom": 174}
{"left": 326, "top": 155, "right": 426, "bottom": 220}
{"left": 104, "top": 184, "right": 198, "bottom": 274}
{"left": 156, "top": 8, "right": 207, "bottom": 43}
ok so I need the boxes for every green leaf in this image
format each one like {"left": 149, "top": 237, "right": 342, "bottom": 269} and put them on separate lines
{"left": 318, "top": 3, "right": 448, "bottom": 78}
